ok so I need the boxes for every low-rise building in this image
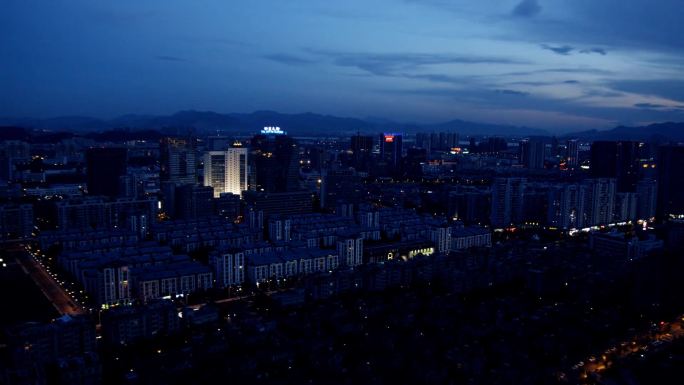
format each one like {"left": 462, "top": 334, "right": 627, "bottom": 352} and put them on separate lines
{"left": 100, "top": 300, "right": 180, "bottom": 346}
{"left": 451, "top": 227, "right": 492, "bottom": 250}
{"left": 590, "top": 231, "right": 664, "bottom": 259}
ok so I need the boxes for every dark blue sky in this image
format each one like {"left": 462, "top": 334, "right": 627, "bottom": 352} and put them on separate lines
{"left": 2, "top": 0, "right": 683, "bottom": 131}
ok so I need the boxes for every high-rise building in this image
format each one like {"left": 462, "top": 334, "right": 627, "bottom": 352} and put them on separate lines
{"left": 636, "top": 179, "right": 657, "bottom": 221}
{"left": 206, "top": 136, "right": 232, "bottom": 151}
{"left": 204, "top": 151, "right": 226, "bottom": 198}
{"left": 566, "top": 139, "right": 579, "bottom": 168}
{"left": 118, "top": 174, "right": 143, "bottom": 198}
{"left": 380, "top": 133, "right": 403, "bottom": 167}
{"left": 490, "top": 178, "right": 526, "bottom": 228}
{"left": 336, "top": 202, "right": 354, "bottom": 218}
{"left": 449, "top": 189, "right": 491, "bottom": 225}
{"left": 0, "top": 203, "right": 33, "bottom": 240}
{"left": 429, "top": 225, "right": 452, "bottom": 254}
{"left": 160, "top": 137, "right": 197, "bottom": 185}
{"left": 268, "top": 216, "right": 292, "bottom": 242}
{"left": 443, "top": 132, "right": 460, "bottom": 150}
{"left": 519, "top": 139, "right": 545, "bottom": 169}
{"left": 251, "top": 133, "right": 300, "bottom": 193}
{"left": 547, "top": 184, "right": 586, "bottom": 229}
{"left": 212, "top": 250, "right": 245, "bottom": 288}
{"left": 174, "top": 184, "right": 214, "bottom": 220}
{"left": 657, "top": 145, "right": 684, "bottom": 220}
{"left": 5, "top": 314, "right": 99, "bottom": 384}
{"left": 203, "top": 147, "right": 249, "bottom": 198}
{"left": 616, "top": 141, "right": 639, "bottom": 193}
{"left": 226, "top": 146, "right": 248, "bottom": 196}
{"left": 550, "top": 136, "right": 560, "bottom": 157}
{"left": 403, "top": 148, "right": 427, "bottom": 179}
{"left": 243, "top": 190, "right": 313, "bottom": 219}
{"left": 615, "top": 192, "right": 638, "bottom": 223}
{"left": 86, "top": 147, "right": 127, "bottom": 196}
{"left": 523, "top": 188, "right": 547, "bottom": 224}
{"left": 583, "top": 178, "right": 616, "bottom": 226}
{"left": 483, "top": 137, "right": 508, "bottom": 154}
{"left": 321, "top": 168, "right": 360, "bottom": 208}
{"left": 350, "top": 134, "right": 373, "bottom": 171}
{"left": 590, "top": 141, "right": 618, "bottom": 178}
{"left": 590, "top": 141, "right": 639, "bottom": 192}
{"left": 337, "top": 234, "right": 363, "bottom": 267}
{"left": 246, "top": 206, "right": 264, "bottom": 231}
{"left": 54, "top": 197, "right": 156, "bottom": 231}
{"left": 416, "top": 133, "right": 430, "bottom": 152}
{"left": 415, "top": 132, "right": 458, "bottom": 152}
{"left": 215, "top": 192, "right": 241, "bottom": 219}
{"left": 357, "top": 208, "right": 380, "bottom": 229}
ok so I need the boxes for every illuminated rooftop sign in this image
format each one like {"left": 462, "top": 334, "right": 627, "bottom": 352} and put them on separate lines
{"left": 383, "top": 133, "right": 401, "bottom": 143}
{"left": 261, "top": 126, "right": 286, "bottom": 135}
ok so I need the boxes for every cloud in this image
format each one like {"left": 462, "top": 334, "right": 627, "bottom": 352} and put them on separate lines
{"left": 377, "top": 85, "right": 683, "bottom": 129}
{"left": 540, "top": 45, "right": 608, "bottom": 56}
{"left": 540, "top": 44, "right": 574, "bottom": 56}
{"left": 634, "top": 103, "right": 666, "bottom": 109}
{"left": 495, "top": 89, "right": 529, "bottom": 96}
{"left": 583, "top": 89, "right": 624, "bottom": 98}
{"left": 505, "top": 79, "right": 582, "bottom": 87}
{"left": 512, "top": 0, "right": 542, "bottom": 18}
{"left": 512, "top": 0, "right": 684, "bottom": 51}
{"left": 633, "top": 103, "right": 684, "bottom": 112}
{"left": 503, "top": 68, "right": 615, "bottom": 77}
{"left": 155, "top": 55, "right": 186, "bottom": 62}
{"left": 608, "top": 79, "right": 684, "bottom": 102}
{"left": 263, "top": 53, "right": 315, "bottom": 66}
{"left": 401, "top": 73, "right": 466, "bottom": 84}
{"left": 307, "top": 49, "right": 526, "bottom": 76}
{"left": 579, "top": 48, "right": 607, "bottom": 55}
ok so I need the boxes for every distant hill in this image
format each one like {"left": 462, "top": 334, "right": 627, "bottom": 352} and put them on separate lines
{"left": 0, "top": 126, "right": 30, "bottom": 141}
{"left": 567, "top": 122, "right": 684, "bottom": 142}
{"left": 0, "top": 110, "right": 547, "bottom": 137}
{"left": 4, "top": 111, "right": 682, "bottom": 140}
{"left": 0, "top": 116, "right": 110, "bottom": 132}
{"left": 421, "top": 119, "right": 547, "bottom": 137}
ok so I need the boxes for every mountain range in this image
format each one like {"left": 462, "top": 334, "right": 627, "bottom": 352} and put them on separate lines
{"left": 1, "top": 110, "right": 683, "bottom": 141}
{"left": 566, "top": 122, "right": 684, "bottom": 142}
{"left": 0, "top": 110, "right": 546, "bottom": 137}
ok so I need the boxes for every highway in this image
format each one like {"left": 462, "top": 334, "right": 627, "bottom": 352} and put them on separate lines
{"left": 566, "top": 314, "right": 684, "bottom": 383}
{"left": 187, "top": 288, "right": 287, "bottom": 311}
{"left": 14, "top": 249, "right": 85, "bottom": 316}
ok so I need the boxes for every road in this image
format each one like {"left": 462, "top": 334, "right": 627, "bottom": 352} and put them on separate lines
{"left": 187, "top": 288, "right": 289, "bottom": 310}
{"left": 14, "top": 249, "right": 85, "bottom": 316}
{"left": 566, "top": 314, "right": 684, "bottom": 383}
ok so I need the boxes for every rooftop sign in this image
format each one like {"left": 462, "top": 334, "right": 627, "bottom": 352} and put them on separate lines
{"left": 261, "top": 126, "right": 286, "bottom": 135}
{"left": 383, "top": 133, "right": 401, "bottom": 143}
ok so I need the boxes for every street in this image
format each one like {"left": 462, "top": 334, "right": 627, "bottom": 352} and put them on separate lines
{"left": 13, "top": 249, "right": 85, "bottom": 316}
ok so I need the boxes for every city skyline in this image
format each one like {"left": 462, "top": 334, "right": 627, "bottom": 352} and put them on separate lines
{"left": 3, "top": 1, "right": 684, "bottom": 131}
{"left": 3, "top": 2, "right": 684, "bottom": 384}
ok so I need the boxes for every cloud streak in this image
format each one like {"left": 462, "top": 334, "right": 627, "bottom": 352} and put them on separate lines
{"left": 4, "top": 0, "right": 684, "bottom": 130}
{"left": 580, "top": 48, "right": 607, "bottom": 55}
{"left": 541, "top": 44, "right": 574, "bottom": 56}
{"left": 264, "top": 53, "right": 315, "bottom": 66}
{"left": 496, "top": 89, "right": 529, "bottom": 96}
{"left": 541, "top": 45, "right": 608, "bottom": 56}
{"left": 512, "top": 0, "right": 542, "bottom": 18}
{"left": 307, "top": 49, "right": 528, "bottom": 76}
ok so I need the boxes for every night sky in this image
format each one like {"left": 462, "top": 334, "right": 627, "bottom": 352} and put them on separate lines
{"left": 2, "top": 0, "right": 684, "bottom": 131}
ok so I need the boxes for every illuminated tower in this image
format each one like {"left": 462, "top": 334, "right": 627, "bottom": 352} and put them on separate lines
{"left": 380, "top": 133, "right": 403, "bottom": 167}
